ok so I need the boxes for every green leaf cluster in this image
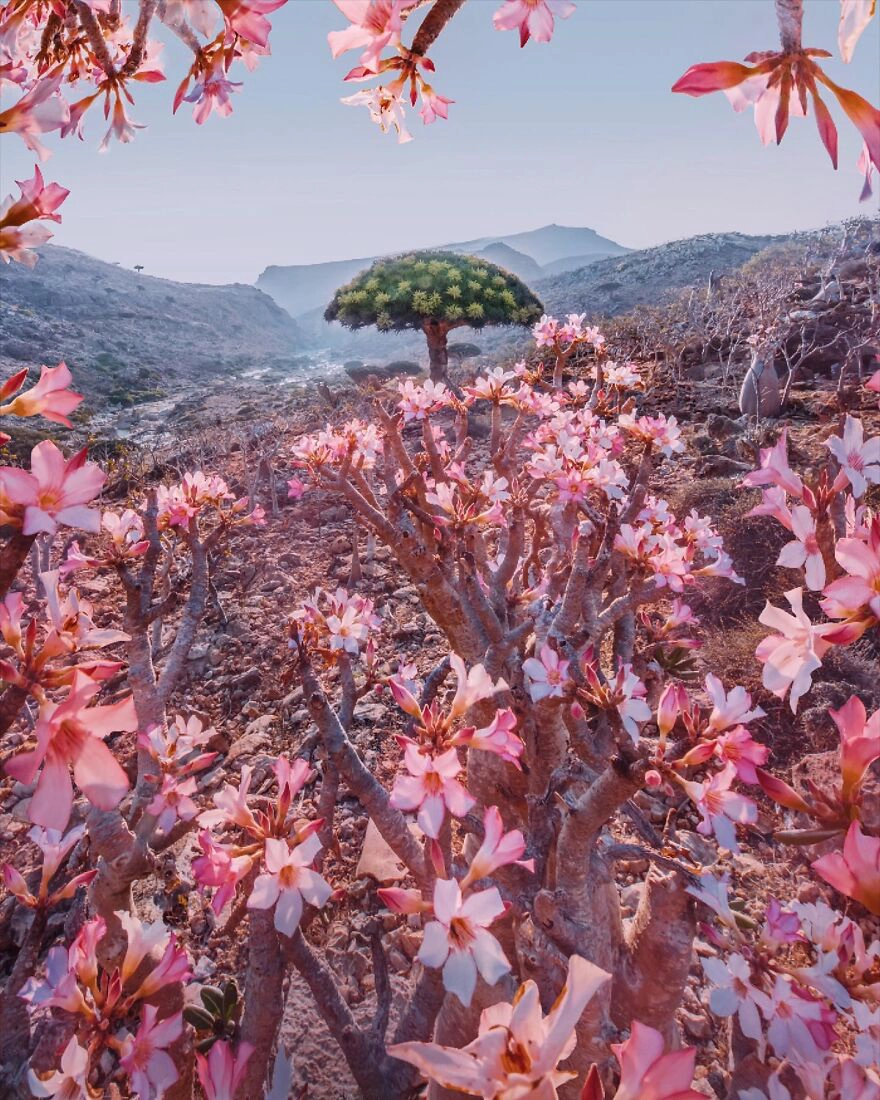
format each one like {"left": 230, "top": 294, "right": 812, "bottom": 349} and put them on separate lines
{"left": 324, "top": 251, "right": 543, "bottom": 333}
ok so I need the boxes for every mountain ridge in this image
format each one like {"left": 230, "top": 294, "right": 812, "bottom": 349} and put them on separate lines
{"left": 256, "top": 223, "right": 632, "bottom": 318}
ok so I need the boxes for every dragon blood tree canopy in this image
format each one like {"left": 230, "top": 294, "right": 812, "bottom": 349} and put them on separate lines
{"left": 324, "top": 251, "right": 544, "bottom": 380}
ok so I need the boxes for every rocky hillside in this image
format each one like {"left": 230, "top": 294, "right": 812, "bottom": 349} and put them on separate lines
{"left": 536, "top": 232, "right": 784, "bottom": 318}
{"left": 0, "top": 246, "right": 305, "bottom": 409}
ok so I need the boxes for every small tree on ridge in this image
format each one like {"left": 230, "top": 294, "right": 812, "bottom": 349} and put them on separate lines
{"left": 324, "top": 251, "right": 544, "bottom": 381}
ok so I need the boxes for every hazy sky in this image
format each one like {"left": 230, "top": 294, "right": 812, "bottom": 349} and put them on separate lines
{"left": 2, "top": 0, "right": 878, "bottom": 284}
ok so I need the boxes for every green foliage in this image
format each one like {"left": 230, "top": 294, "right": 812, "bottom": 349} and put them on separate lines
{"left": 183, "top": 981, "right": 241, "bottom": 1053}
{"left": 324, "top": 251, "right": 543, "bottom": 334}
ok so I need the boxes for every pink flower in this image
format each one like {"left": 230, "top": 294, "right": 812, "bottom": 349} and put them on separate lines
{"left": 609, "top": 1020, "right": 703, "bottom": 1100}
{"left": 27, "top": 1036, "right": 91, "bottom": 1099}
{"left": 0, "top": 73, "right": 69, "bottom": 162}
{"left": 247, "top": 835, "right": 332, "bottom": 936}
{"left": 523, "top": 643, "right": 571, "bottom": 702}
{"left": 656, "top": 682, "right": 688, "bottom": 739}
{"left": 778, "top": 504, "right": 826, "bottom": 590}
{"left": 287, "top": 476, "right": 307, "bottom": 499}
{"left": 147, "top": 775, "right": 199, "bottom": 833}
{"left": 390, "top": 742, "right": 475, "bottom": 838}
{"left": 0, "top": 362, "right": 82, "bottom": 426}
{"left": 419, "top": 85, "right": 453, "bottom": 125}
{"left": 130, "top": 932, "right": 192, "bottom": 1000}
{"left": 827, "top": 415, "right": 880, "bottom": 498}
{"left": 821, "top": 518, "right": 880, "bottom": 627}
{"left": 756, "top": 588, "right": 835, "bottom": 712}
{"left": 704, "top": 674, "right": 765, "bottom": 732}
{"left": 118, "top": 1006, "right": 182, "bottom": 1099}
{"left": 0, "top": 169, "right": 70, "bottom": 267}
{"left": 451, "top": 708, "right": 524, "bottom": 768}
{"left": 812, "top": 821, "right": 880, "bottom": 916}
{"left": 199, "top": 764, "right": 262, "bottom": 832}
{"left": 839, "top": 0, "right": 876, "bottom": 62}
{"left": 99, "top": 94, "right": 146, "bottom": 151}
{"left": 191, "top": 830, "right": 254, "bottom": 915}
{"left": 493, "top": 0, "right": 576, "bottom": 48}
{"left": 418, "top": 878, "right": 510, "bottom": 1006}
{"left": 746, "top": 485, "right": 794, "bottom": 529}
{"left": 4, "top": 672, "right": 136, "bottom": 830}
{"left": 714, "top": 726, "right": 769, "bottom": 784}
{"left": 117, "top": 910, "right": 174, "bottom": 985}
{"left": 532, "top": 313, "right": 560, "bottom": 346}
{"left": 0, "top": 440, "right": 105, "bottom": 536}
{"left": 196, "top": 1040, "right": 254, "bottom": 1100}
{"left": 741, "top": 430, "right": 804, "bottom": 498}
{"left": 183, "top": 56, "right": 242, "bottom": 123}
{"left": 829, "top": 695, "right": 880, "bottom": 799}
{"left": 460, "top": 806, "right": 534, "bottom": 889}
{"left": 2, "top": 824, "right": 96, "bottom": 909}
{"left": 216, "top": 0, "right": 287, "bottom": 49}
{"left": 389, "top": 953, "right": 611, "bottom": 1096}
{"left": 680, "top": 762, "right": 757, "bottom": 853}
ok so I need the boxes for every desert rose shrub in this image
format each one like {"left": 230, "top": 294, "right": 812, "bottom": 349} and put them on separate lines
{"left": 1, "top": 2, "right": 880, "bottom": 1098}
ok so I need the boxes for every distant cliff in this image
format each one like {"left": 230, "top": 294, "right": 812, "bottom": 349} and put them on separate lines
{"left": 0, "top": 245, "right": 304, "bottom": 408}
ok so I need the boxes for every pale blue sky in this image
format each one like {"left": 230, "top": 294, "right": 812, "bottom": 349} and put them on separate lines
{"left": 2, "top": 0, "right": 878, "bottom": 284}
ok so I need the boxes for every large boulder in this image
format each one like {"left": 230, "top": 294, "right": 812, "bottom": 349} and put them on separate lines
{"left": 739, "top": 356, "right": 782, "bottom": 418}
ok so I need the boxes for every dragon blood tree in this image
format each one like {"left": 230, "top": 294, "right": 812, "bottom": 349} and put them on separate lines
{"left": 324, "top": 252, "right": 544, "bottom": 382}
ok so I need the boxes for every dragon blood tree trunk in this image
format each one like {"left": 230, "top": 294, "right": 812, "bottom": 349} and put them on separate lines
{"left": 423, "top": 319, "right": 451, "bottom": 382}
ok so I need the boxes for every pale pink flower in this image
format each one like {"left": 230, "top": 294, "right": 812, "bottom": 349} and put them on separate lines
{"left": 118, "top": 1006, "right": 182, "bottom": 1099}
{"left": 702, "top": 953, "right": 771, "bottom": 1041}
{"left": 612, "top": 665, "right": 651, "bottom": 743}
{"left": 493, "top": 0, "right": 575, "bottom": 47}
{"left": 0, "top": 221, "right": 53, "bottom": 268}
{"left": 390, "top": 953, "right": 610, "bottom": 1097}
{"left": 0, "top": 168, "right": 70, "bottom": 265}
{"left": 532, "top": 313, "right": 560, "bottom": 346}
{"left": 328, "top": 0, "right": 420, "bottom": 71}
{"left": 618, "top": 412, "right": 685, "bottom": 457}
{"left": 680, "top": 762, "right": 757, "bottom": 852}
{"left": 704, "top": 673, "right": 765, "bottom": 732}
{"left": 195, "top": 1040, "right": 254, "bottom": 1100}
{"left": 610, "top": 1020, "right": 703, "bottom": 1099}
{"left": 99, "top": 94, "right": 145, "bottom": 151}
{"left": 812, "top": 821, "right": 880, "bottom": 916}
{"left": 778, "top": 504, "right": 826, "bottom": 590}
{"left": 448, "top": 654, "right": 507, "bottom": 719}
{"left": 4, "top": 672, "right": 135, "bottom": 830}
{"left": 2, "top": 824, "right": 96, "bottom": 909}
{"left": 418, "top": 878, "right": 510, "bottom": 1006}
{"left": 742, "top": 430, "right": 804, "bottom": 498}
{"left": 397, "top": 378, "right": 451, "bottom": 421}
{"left": 198, "top": 764, "right": 261, "bottom": 832}
{"left": 287, "top": 476, "right": 307, "bottom": 499}
{"left": 839, "top": 0, "right": 876, "bottom": 62}
{"left": 390, "top": 742, "right": 475, "bottom": 838}
{"left": 522, "top": 643, "right": 570, "bottom": 702}
{"left": 247, "top": 835, "right": 332, "bottom": 936}
{"left": 827, "top": 415, "right": 880, "bottom": 498}
{"left": 829, "top": 695, "right": 880, "bottom": 799}
{"left": 460, "top": 806, "right": 534, "bottom": 889}
{"left": 27, "top": 1036, "right": 92, "bottom": 1099}
{"left": 0, "top": 440, "right": 105, "bottom": 535}
{"left": 746, "top": 485, "right": 794, "bottom": 529}
{"left": 117, "top": 910, "right": 173, "bottom": 985}
{"left": 756, "top": 588, "right": 835, "bottom": 712}
{"left": 342, "top": 85, "right": 413, "bottom": 143}
{"left": 765, "top": 976, "right": 829, "bottom": 1063}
